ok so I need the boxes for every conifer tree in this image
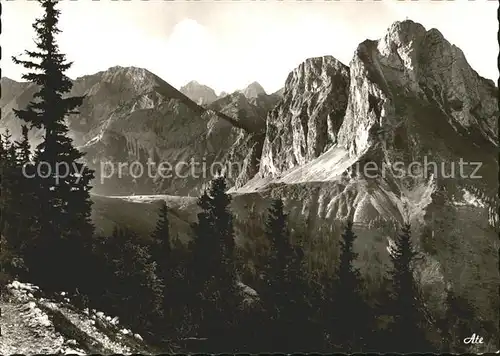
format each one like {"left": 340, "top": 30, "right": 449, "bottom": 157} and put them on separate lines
{"left": 329, "top": 220, "right": 370, "bottom": 352}
{"left": 152, "top": 201, "right": 172, "bottom": 272}
{"left": 0, "top": 132, "right": 20, "bottom": 268}
{"left": 0, "top": 131, "right": 24, "bottom": 241}
{"left": 0, "top": 132, "right": 15, "bottom": 235}
{"left": 188, "top": 175, "right": 239, "bottom": 346}
{"left": 0, "top": 130, "right": 36, "bottom": 278}
{"left": 150, "top": 201, "right": 182, "bottom": 338}
{"left": 15, "top": 126, "right": 32, "bottom": 165}
{"left": 260, "top": 198, "right": 312, "bottom": 352}
{"left": 440, "top": 287, "right": 475, "bottom": 353}
{"left": 3, "top": 126, "right": 37, "bottom": 256}
{"left": 263, "top": 199, "right": 289, "bottom": 295}
{"left": 388, "top": 223, "right": 432, "bottom": 352}
{"left": 12, "top": 0, "right": 95, "bottom": 291}
{"left": 107, "top": 226, "right": 164, "bottom": 334}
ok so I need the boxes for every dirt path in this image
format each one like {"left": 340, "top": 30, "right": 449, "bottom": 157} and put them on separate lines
{"left": 1, "top": 280, "right": 156, "bottom": 355}
{"left": 0, "top": 296, "right": 66, "bottom": 354}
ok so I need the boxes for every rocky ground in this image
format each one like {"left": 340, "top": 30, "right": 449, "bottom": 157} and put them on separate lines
{"left": 0, "top": 281, "right": 156, "bottom": 355}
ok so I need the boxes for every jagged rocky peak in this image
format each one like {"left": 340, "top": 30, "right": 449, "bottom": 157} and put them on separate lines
{"left": 208, "top": 90, "right": 269, "bottom": 133}
{"left": 93, "top": 66, "right": 162, "bottom": 93}
{"left": 242, "top": 81, "right": 266, "bottom": 99}
{"left": 337, "top": 19, "right": 498, "bottom": 157}
{"left": 259, "top": 55, "right": 350, "bottom": 177}
{"left": 180, "top": 80, "right": 218, "bottom": 105}
{"left": 69, "top": 65, "right": 179, "bottom": 108}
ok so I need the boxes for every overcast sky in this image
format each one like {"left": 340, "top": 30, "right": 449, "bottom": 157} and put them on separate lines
{"left": 2, "top": 0, "right": 497, "bottom": 95}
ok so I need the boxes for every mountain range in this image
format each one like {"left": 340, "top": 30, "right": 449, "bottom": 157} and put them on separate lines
{"left": 1, "top": 19, "right": 498, "bottom": 342}
{"left": 1, "top": 67, "right": 280, "bottom": 195}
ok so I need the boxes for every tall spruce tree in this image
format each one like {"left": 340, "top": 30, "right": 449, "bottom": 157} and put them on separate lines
{"left": 106, "top": 226, "right": 164, "bottom": 335}
{"left": 440, "top": 287, "right": 475, "bottom": 353}
{"left": 261, "top": 198, "right": 312, "bottom": 352}
{"left": 15, "top": 126, "right": 32, "bottom": 165}
{"left": 188, "top": 175, "right": 239, "bottom": 347}
{"left": 388, "top": 223, "right": 432, "bottom": 352}
{"left": 0, "top": 131, "right": 15, "bottom": 236}
{"left": 152, "top": 201, "right": 172, "bottom": 271}
{"left": 263, "top": 199, "right": 291, "bottom": 295}
{"left": 329, "top": 220, "right": 370, "bottom": 352}
{"left": 4, "top": 126, "right": 37, "bottom": 257}
{"left": 150, "top": 201, "right": 181, "bottom": 338}
{"left": 0, "top": 131, "right": 28, "bottom": 247}
{"left": 12, "top": 0, "right": 95, "bottom": 291}
{"left": 0, "top": 132, "right": 21, "bottom": 270}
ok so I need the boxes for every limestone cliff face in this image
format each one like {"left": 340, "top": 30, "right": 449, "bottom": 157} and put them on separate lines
{"left": 259, "top": 56, "right": 350, "bottom": 177}
{"left": 337, "top": 20, "right": 498, "bottom": 158}
{"left": 254, "top": 20, "right": 497, "bottom": 211}
{"left": 234, "top": 21, "right": 498, "bottom": 331}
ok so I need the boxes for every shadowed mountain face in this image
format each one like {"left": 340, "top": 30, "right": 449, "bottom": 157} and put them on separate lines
{"left": 1, "top": 20, "right": 498, "bottom": 341}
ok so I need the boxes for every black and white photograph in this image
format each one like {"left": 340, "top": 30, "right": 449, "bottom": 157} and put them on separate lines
{"left": 0, "top": 0, "right": 498, "bottom": 353}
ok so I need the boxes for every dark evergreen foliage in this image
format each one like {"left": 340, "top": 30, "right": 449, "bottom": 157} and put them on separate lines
{"left": 11, "top": 0, "right": 95, "bottom": 292}
{"left": 328, "top": 220, "right": 371, "bottom": 352}
{"left": 388, "top": 223, "right": 434, "bottom": 352}
{"left": 104, "top": 227, "right": 164, "bottom": 335}
{"left": 187, "top": 176, "right": 240, "bottom": 351}
{"left": 257, "top": 198, "right": 316, "bottom": 352}
{"left": 149, "top": 201, "right": 190, "bottom": 341}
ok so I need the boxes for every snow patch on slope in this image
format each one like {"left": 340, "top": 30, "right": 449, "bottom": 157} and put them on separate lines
{"left": 454, "top": 188, "right": 486, "bottom": 208}
{"left": 277, "top": 147, "right": 355, "bottom": 184}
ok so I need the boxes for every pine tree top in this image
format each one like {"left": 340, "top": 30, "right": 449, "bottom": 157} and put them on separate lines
{"left": 12, "top": 0, "right": 84, "bottom": 131}
{"left": 335, "top": 220, "right": 361, "bottom": 290}
{"left": 152, "top": 201, "right": 171, "bottom": 250}
{"left": 389, "top": 223, "right": 417, "bottom": 267}
{"left": 265, "top": 199, "right": 289, "bottom": 244}
{"left": 11, "top": 0, "right": 95, "bottom": 194}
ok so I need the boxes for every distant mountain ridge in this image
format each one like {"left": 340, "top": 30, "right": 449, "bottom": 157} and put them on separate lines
{"left": 179, "top": 80, "right": 275, "bottom": 104}
{"left": 1, "top": 66, "right": 279, "bottom": 195}
{"left": 179, "top": 80, "right": 218, "bottom": 105}
{"left": 241, "top": 81, "right": 266, "bottom": 99}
